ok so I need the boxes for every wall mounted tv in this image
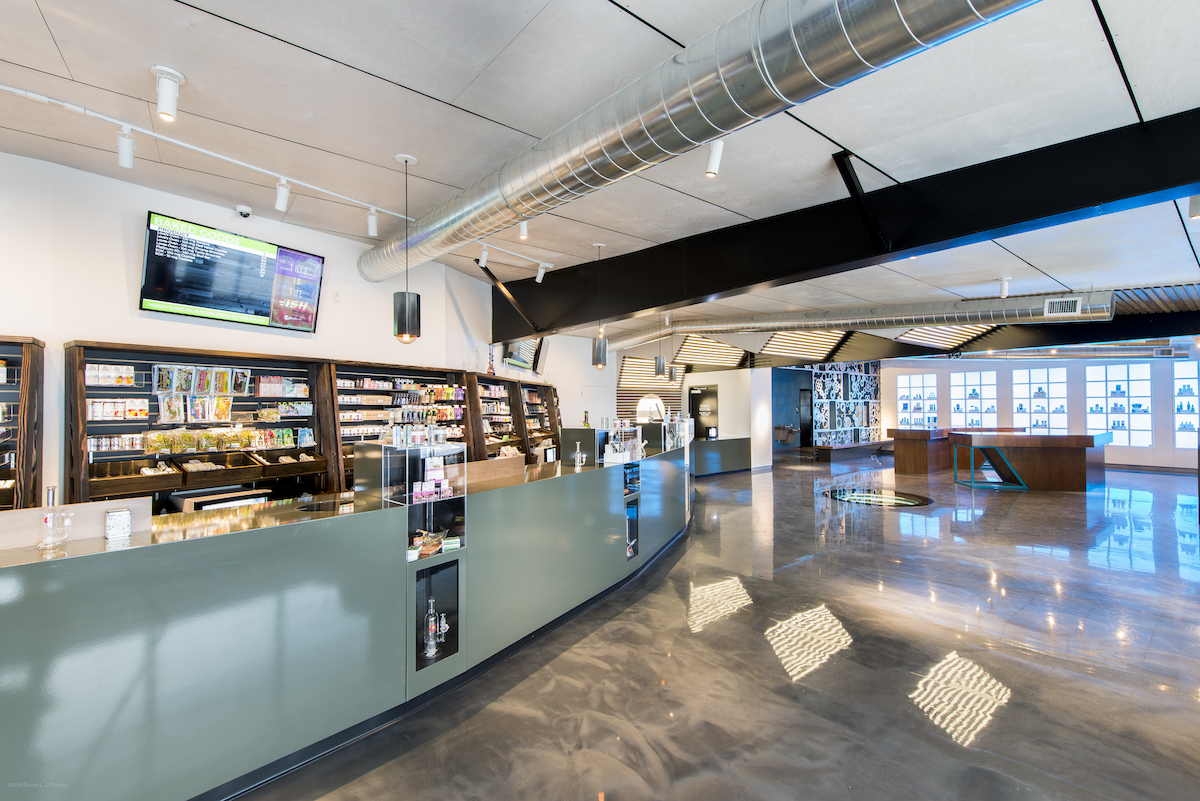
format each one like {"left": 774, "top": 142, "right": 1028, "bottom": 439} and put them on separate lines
{"left": 502, "top": 338, "right": 543, "bottom": 372}
{"left": 139, "top": 212, "right": 324, "bottom": 333}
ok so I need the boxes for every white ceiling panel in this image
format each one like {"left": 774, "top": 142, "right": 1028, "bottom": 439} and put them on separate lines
{"left": 635, "top": 114, "right": 848, "bottom": 220}
{"left": 881, "top": 241, "right": 1068, "bottom": 298}
{"left": 793, "top": 0, "right": 1138, "bottom": 181}
{"left": 997, "top": 202, "right": 1200, "bottom": 290}
{"left": 0, "top": 0, "right": 72, "bottom": 77}
{"left": 801, "top": 265, "right": 963, "bottom": 305}
{"left": 691, "top": 293, "right": 806, "bottom": 314}
{"left": 149, "top": 113, "right": 458, "bottom": 220}
{"left": 36, "top": 0, "right": 537, "bottom": 189}
{"left": 620, "top": 0, "right": 747, "bottom": 46}
{"left": 186, "top": 0, "right": 552, "bottom": 101}
{"left": 756, "top": 282, "right": 867, "bottom": 310}
{"left": 1099, "top": 0, "right": 1200, "bottom": 121}
{"left": 439, "top": 252, "right": 531, "bottom": 284}
{"left": 553, "top": 175, "right": 746, "bottom": 243}
{"left": 0, "top": 125, "right": 290, "bottom": 223}
{"left": 0, "top": 60, "right": 163, "bottom": 161}
{"left": 473, "top": 212, "right": 659, "bottom": 264}
{"left": 452, "top": 0, "right": 678, "bottom": 137}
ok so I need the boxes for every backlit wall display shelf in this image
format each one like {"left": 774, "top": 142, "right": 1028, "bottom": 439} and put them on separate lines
{"left": 1013, "top": 367, "right": 1068, "bottom": 435}
{"left": 1086, "top": 363, "right": 1152, "bottom": 447}
{"left": 897, "top": 373, "right": 937, "bottom": 430}
{"left": 0, "top": 336, "right": 44, "bottom": 510}
{"left": 950, "top": 371, "right": 997, "bottom": 429}
{"left": 1174, "top": 361, "right": 1199, "bottom": 449}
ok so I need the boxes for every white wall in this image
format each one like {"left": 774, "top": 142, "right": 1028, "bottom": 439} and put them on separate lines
{"left": 0, "top": 152, "right": 495, "bottom": 490}
{"left": 881, "top": 357, "right": 1199, "bottom": 469}
{"left": 749, "top": 367, "right": 773, "bottom": 470}
{"left": 684, "top": 369, "right": 752, "bottom": 439}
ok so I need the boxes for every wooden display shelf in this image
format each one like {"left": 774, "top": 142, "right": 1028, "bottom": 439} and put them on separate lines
{"left": 0, "top": 336, "right": 44, "bottom": 508}
{"left": 89, "top": 458, "right": 184, "bottom": 498}
{"left": 250, "top": 448, "right": 328, "bottom": 478}
{"left": 173, "top": 452, "right": 264, "bottom": 488}
{"left": 64, "top": 342, "right": 339, "bottom": 503}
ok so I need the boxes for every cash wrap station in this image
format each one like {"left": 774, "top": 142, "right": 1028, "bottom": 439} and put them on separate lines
{"left": 0, "top": 423, "right": 693, "bottom": 801}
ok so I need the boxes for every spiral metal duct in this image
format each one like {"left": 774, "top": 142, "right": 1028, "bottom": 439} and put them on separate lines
{"left": 358, "top": 0, "right": 1041, "bottom": 281}
{"left": 606, "top": 292, "right": 1114, "bottom": 350}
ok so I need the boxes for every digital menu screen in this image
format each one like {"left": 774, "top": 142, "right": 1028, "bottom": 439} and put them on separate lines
{"left": 139, "top": 212, "right": 324, "bottom": 333}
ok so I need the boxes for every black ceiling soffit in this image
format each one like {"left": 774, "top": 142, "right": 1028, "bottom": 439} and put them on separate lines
{"left": 492, "top": 106, "right": 1200, "bottom": 343}
{"left": 957, "top": 312, "right": 1200, "bottom": 354}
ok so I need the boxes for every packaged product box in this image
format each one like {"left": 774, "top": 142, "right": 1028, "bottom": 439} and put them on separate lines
{"left": 194, "top": 367, "right": 214, "bottom": 395}
{"left": 153, "top": 365, "right": 174, "bottom": 393}
{"left": 231, "top": 369, "right": 252, "bottom": 396}
{"left": 213, "top": 368, "right": 232, "bottom": 395}
{"left": 173, "top": 366, "right": 196, "bottom": 394}
{"left": 83, "top": 363, "right": 97, "bottom": 386}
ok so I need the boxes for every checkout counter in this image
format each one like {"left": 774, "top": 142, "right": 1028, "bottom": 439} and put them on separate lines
{"left": 0, "top": 438, "right": 694, "bottom": 801}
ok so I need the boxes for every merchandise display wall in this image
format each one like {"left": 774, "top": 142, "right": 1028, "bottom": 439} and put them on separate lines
{"left": 0, "top": 152, "right": 616, "bottom": 490}
{"left": 883, "top": 358, "right": 1200, "bottom": 469}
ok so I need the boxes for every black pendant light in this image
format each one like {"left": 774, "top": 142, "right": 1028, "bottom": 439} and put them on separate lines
{"left": 591, "top": 243, "right": 606, "bottom": 369}
{"left": 394, "top": 154, "right": 420, "bottom": 344}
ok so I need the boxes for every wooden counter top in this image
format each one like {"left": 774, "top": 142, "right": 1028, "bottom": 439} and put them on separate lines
{"left": 888, "top": 427, "right": 1025, "bottom": 441}
{"left": 948, "top": 431, "right": 1113, "bottom": 449}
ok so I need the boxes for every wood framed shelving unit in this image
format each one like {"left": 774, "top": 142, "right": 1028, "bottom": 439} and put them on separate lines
{"left": 64, "top": 341, "right": 338, "bottom": 506}
{"left": 518, "top": 380, "right": 563, "bottom": 461}
{"left": 331, "top": 361, "right": 475, "bottom": 488}
{"left": 0, "top": 336, "right": 45, "bottom": 510}
{"left": 466, "top": 374, "right": 532, "bottom": 462}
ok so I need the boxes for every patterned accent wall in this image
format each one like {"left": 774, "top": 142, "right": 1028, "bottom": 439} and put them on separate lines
{"left": 810, "top": 361, "right": 882, "bottom": 447}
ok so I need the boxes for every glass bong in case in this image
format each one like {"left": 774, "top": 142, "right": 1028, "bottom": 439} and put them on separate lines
{"left": 573, "top": 441, "right": 587, "bottom": 470}
{"left": 38, "top": 486, "right": 73, "bottom": 556}
{"left": 424, "top": 598, "right": 450, "bottom": 658}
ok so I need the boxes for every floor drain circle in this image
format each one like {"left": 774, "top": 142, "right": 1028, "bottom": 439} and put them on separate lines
{"left": 824, "top": 489, "right": 932, "bottom": 507}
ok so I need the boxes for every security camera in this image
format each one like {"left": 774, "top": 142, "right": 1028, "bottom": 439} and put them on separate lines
{"left": 236, "top": 205, "right": 252, "bottom": 218}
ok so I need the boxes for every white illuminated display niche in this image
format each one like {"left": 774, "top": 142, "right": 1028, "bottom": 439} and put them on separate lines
{"left": 1086, "top": 364, "right": 1151, "bottom": 447}
{"left": 1174, "top": 361, "right": 1199, "bottom": 449}
{"left": 1012, "top": 367, "right": 1067, "bottom": 435}
{"left": 897, "top": 374, "right": 937, "bottom": 429}
{"left": 950, "top": 371, "right": 997, "bottom": 429}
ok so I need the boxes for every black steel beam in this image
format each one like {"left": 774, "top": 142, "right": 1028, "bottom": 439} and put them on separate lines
{"left": 479, "top": 262, "right": 542, "bottom": 335}
{"left": 493, "top": 106, "right": 1200, "bottom": 342}
{"left": 832, "top": 150, "right": 890, "bottom": 253}
{"left": 957, "top": 312, "right": 1200, "bottom": 353}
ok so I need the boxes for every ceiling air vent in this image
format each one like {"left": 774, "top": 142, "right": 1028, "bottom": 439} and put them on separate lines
{"left": 1043, "top": 297, "right": 1083, "bottom": 317}
{"left": 1154, "top": 347, "right": 1176, "bottom": 357}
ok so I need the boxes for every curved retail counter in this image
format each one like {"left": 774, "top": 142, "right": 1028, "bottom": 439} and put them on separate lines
{"left": 0, "top": 445, "right": 693, "bottom": 801}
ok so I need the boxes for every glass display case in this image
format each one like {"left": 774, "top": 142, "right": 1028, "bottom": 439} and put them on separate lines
{"left": 950, "top": 371, "right": 997, "bottom": 429}
{"left": 1013, "top": 367, "right": 1068, "bottom": 435}
{"left": 897, "top": 373, "right": 938, "bottom": 429}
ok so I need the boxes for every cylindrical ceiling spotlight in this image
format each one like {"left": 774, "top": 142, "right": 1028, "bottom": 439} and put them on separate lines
{"left": 1190, "top": 195, "right": 1200, "bottom": 220}
{"left": 591, "top": 336, "right": 607, "bottom": 370}
{"left": 519, "top": 220, "right": 528, "bottom": 240}
{"left": 705, "top": 139, "right": 724, "bottom": 177}
{"left": 478, "top": 246, "right": 488, "bottom": 269}
{"left": 150, "top": 65, "right": 186, "bottom": 122}
{"left": 275, "top": 179, "right": 290, "bottom": 212}
{"left": 655, "top": 356, "right": 666, "bottom": 376}
{"left": 535, "top": 263, "right": 546, "bottom": 283}
{"left": 117, "top": 126, "right": 135, "bottom": 169}
{"left": 999, "top": 277, "right": 1010, "bottom": 299}
{"left": 367, "top": 207, "right": 378, "bottom": 237}
{"left": 394, "top": 291, "right": 421, "bottom": 344}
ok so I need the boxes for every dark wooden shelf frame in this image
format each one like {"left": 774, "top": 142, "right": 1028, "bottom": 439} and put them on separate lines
{"left": 0, "top": 336, "right": 45, "bottom": 509}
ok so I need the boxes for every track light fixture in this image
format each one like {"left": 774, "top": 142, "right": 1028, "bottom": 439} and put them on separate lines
{"left": 705, "top": 139, "right": 724, "bottom": 177}
{"left": 478, "top": 246, "right": 488, "bottom": 269}
{"left": 150, "top": 66, "right": 185, "bottom": 122}
{"left": 519, "top": 220, "right": 528, "bottom": 240}
{"left": 1190, "top": 196, "right": 1200, "bottom": 220}
{"left": 1000, "top": 277, "right": 1010, "bottom": 299}
{"left": 367, "top": 207, "right": 378, "bottom": 237}
{"left": 275, "top": 179, "right": 290, "bottom": 212}
{"left": 535, "top": 263, "right": 546, "bottom": 283}
{"left": 117, "top": 126, "right": 134, "bottom": 169}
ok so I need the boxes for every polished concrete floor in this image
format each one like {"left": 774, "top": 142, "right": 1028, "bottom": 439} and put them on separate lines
{"left": 246, "top": 452, "right": 1200, "bottom": 801}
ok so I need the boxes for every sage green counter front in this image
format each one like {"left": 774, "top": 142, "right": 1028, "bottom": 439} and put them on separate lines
{"left": 0, "top": 445, "right": 692, "bottom": 801}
